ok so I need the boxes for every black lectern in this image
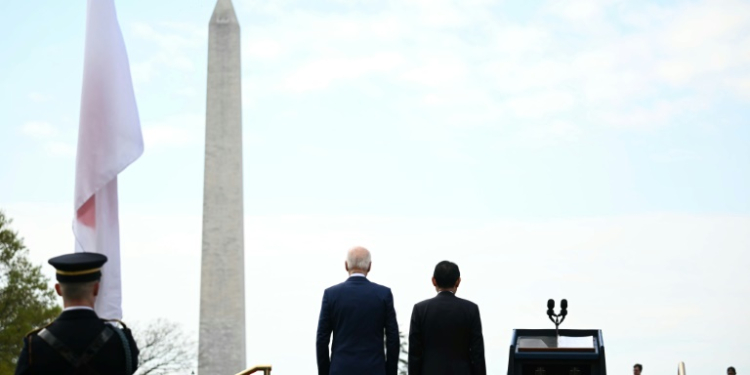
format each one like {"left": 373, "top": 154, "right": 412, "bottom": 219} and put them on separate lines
{"left": 508, "top": 300, "right": 606, "bottom": 375}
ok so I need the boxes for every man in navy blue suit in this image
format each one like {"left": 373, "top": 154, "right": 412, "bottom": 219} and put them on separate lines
{"left": 316, "top": 246, "right": 399, "bottom": 375}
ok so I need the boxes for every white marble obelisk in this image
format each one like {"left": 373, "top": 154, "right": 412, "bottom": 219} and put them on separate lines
{"left": 199, "top": 0, "right": 245, "bottom": 374}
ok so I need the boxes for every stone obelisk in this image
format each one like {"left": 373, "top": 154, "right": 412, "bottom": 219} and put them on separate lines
{"left": 199, "top": 0, "right": 245, "bottom": 374}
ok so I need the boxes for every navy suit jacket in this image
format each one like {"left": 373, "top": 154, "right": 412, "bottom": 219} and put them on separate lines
{"left": 316, "top": 276, "right": 399, "bottom": 375}
{"left": 408, "top": 291, "right": 486, "bottom": 375}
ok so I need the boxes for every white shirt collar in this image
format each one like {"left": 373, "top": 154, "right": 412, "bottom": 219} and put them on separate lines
{"left": 349, "top": 273, "right": 366, "bottom": 278}
{"left": 63, "top": 306, "right": 96, "bottom": 312}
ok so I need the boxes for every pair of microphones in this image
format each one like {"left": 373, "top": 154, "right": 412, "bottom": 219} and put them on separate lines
{"left": 547, "top": 299, "right": 568, "bottom": 333}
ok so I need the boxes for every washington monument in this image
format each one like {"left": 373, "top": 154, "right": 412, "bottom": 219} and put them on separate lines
{"left": 199, "top": 0, "right": 246, "bottom": 374}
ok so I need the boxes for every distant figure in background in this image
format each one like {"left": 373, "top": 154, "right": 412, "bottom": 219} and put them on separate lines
{"left": 728, "top": 367, "right": 736, "bottom": 375}
{"left": 408, "top": 260, "right": 486, "bottom": 375}
{"left": 15, "top": 253, "right": 139, "bottom": 375}
{"left": 316, "top": 246, "right": 399, "bottom": 375}
{"left": 634, "top": 364, "right": 643, "bottom": 375}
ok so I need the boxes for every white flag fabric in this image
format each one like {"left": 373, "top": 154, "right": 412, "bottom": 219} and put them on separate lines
{"left": 73, "top": 0, "right": 143, "bottom": 320}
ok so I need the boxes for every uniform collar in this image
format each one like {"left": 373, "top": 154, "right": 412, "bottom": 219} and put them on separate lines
{"left": 58, "top": 307, "right": 99, "bottom": 320}
{"left": 63, "top": 306, "right": 95, "bottom": 312}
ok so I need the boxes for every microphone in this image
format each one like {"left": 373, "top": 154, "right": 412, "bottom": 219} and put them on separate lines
{"left": 546, "top": 299, "right": 570, "bottom": 334}
{"left": 547, "top": 299, "right": 555, "bottom": 316}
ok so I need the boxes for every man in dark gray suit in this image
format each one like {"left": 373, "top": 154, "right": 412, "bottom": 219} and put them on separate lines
{"left": 409, "top": 260, "right": 486, "bottom": 375}
{"left": 316, "top": 246, "right": 399, "bottom": 375}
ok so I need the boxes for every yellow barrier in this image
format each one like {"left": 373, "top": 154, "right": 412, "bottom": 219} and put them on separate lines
{"left": 234, "top": 365, "right": 272, "bottom": 375}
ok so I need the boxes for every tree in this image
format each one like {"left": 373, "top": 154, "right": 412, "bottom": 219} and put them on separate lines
{"left": 398, "top": 331, "right": 408, "bottom": 375}
{"left": 386, "top": 330, "right": 409, "bottom": 375}
{"left": 0, "top": 210, "right": 62, "bottom": 373}
{"left": 132, "top": 318, "right": 197, "bottom": 375}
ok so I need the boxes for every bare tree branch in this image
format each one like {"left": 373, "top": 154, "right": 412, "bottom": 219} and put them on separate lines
{"left": 132, "top": 318, "right": 196, "bottom": 375}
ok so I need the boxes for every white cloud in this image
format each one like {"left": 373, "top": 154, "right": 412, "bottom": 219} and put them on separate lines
{"left": 596, "top": 97, "right": 706, "bottom": 129}
{"left": 369, "top": 16, "right": 404, "bottom": 39}
{"left": 401, "top": 57, "right": 467, "bottom": 88}
{"left": 27, "top": 92, "right": 50, "bottom": 102}
{"left": 281, "top": 52, "right": 404, "bottom": 93}
{"left": 246, "top": 38, "right": 283, "bottom": 60}
{"left": 655, "top": 60, "right": 697, "bottom": 86}
{"left": 520, "top": 120, "right": 583, "bottom": 148}
{"left": 141, "top": 113, "right": 203, "bottom": 149}
{"left": 495, "top": 26, "right": 551, "bottom": 55}
{"left": 20, "top": 121, "right": 57, "bottom": 138}
{"left": 175, "top": 87, "right": 198, "bottom": 97}
{"left": 142, "top": 126, "right": 194, "bottom": 148}
{"left": 234, "top": 0, "right": 748, "bottom": 137}
{"left": 504, "top": 90, "right": 576, "bottom": 119}
{"left": 651, "top": 0, "right": 750, "bottom": 87}
{"left": 402, "top": 0, "right": 495, "bottom": 29}
{"left": 130, "top": 61, "right": 156, "bottom": 84}
{"left": 242, "top": 11, "right": 409, "bottom": 60}
{"left": 728, "top": 74, "right": 750, "bottom": 99}
{"left": 479, "top": 0, "right": 750, "bottom": 130}
{"left": 19, "top": 121, "right": 77, "bottom": 158}
{"left": 546, "top": 0, "right": 607, "bottom": 21}
{"left": 129, "top": 22, "right": 205, "bottom": 85}
{"left": 416, "top": 1, "right": 467, "bottom": 28}
{"left": 651, "top": 148, "right": 699, "bottom": 163}
{"left": 44, "top": 141, "right": 76, "bottom": 157}
{"left": 662, "top": 1, "right": 748, "bottom": 51}
{"left": 132, "top": 22, "right": 204, "bottom": 52}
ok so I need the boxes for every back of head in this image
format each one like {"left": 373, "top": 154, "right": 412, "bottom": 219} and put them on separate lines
{"left": 346, "top": 246, "right": 372, "bottom": 271}
{"left": 60, "top": 281, "right": 98, "bottom": 301}
{"left": 433, "top": 261, "right": 460, "bottom": 288}
{"left": 48, "top": 252, "right": 107, "bottom": 307}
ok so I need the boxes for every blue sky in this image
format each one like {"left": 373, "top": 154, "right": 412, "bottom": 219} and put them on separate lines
{"left": 1, "top": 0, "right": 749, "bottom": 374}
{"left": 2, "top": 0, "right": 749, "bottom": 219}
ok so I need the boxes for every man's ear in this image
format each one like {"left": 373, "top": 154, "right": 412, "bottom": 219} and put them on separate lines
{"left": 93, "top": 282, "right": 100, "bottom": 297}
{"left": 454, "top": 277, "right": 461, "bottom": 289}
{"left": 432, "top": 277, "right": 437, "bottom": 287}
{"left": 345, "top": 261, "right": 349, "bottom": 272}
{"left": 54, "top": 283, "right": 62, "bottom": 297}
{"left": 367, "top": 262, "right": 372, "bottom": 272}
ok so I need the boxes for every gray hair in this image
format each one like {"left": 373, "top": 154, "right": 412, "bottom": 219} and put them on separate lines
{"left": 60, "top": 281, "right": 97, "bottom": 300}
{"left": 346, "top": 246, "right": 371, "bottom": 270}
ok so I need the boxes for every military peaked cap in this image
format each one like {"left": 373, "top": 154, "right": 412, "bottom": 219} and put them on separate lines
{"left": 48, "top": 253, "right": 108, "bottom": 283}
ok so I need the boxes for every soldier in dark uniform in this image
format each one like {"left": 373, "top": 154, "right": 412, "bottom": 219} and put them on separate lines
{"left": 14, "top": 252, "right": 139, "bottom": 375}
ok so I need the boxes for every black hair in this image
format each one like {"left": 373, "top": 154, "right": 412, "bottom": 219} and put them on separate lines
{"left": 634, "top": 364, "right": 643, "bottom": 372}
{"left": 728, "top": 368, "right": 736, "bottom": 373}
{"left": 433, "top": 261, "right": 460, "bottom": 288}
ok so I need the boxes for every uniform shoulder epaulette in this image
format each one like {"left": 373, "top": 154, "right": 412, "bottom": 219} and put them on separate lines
{"left": 24, "top": 321, "right": 53, "bottom": 337}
